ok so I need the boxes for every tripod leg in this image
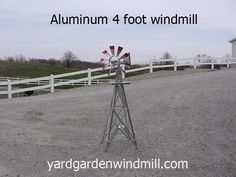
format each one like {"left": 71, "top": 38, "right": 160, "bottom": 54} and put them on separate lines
{"left": 101, "top": 85, "right": 116, "bottom": 144}
{"left": 121, "top": 85, "right": 138, "bottom": 149}
{"left": 105, "top": 85, "right": 118, "bottom": 151}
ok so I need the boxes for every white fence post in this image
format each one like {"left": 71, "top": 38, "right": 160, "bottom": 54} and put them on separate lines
{"left": 122, "top": 65, "right": 125, "bottom": 79}
{"left": 50, "top": 74, "right": 54, "bottom": 93}
{"left": 88, "top": 68, "right": 92, "bottom": 85}
{"left": 149, "top": 59, "right": 153, "bottom": 73}
{"left": 193, "top": 58, "right": 197, "bottom": 69}
{"left": 174, "top": 58, "right": 177, "bottom": 71}
{"left": 7, "top": 80, "right": 12, "bottom": 99}
{"left": 211, "top": 58, "right": 214, "bottom": 70}
{"left": 227, "top": 59, "right": 230, "bottom": 68}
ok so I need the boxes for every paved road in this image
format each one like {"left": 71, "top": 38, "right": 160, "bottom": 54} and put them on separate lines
{"left": 0, "top": 69, "right": 236, "bottom": 177}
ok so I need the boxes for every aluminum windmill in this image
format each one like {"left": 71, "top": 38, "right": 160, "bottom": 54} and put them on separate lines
{"left": 100, "top": 46, "right": 137, "bottom": 151}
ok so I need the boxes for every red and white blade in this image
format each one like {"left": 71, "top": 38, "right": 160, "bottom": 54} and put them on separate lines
{"left": 102, "top": 50, "right": 111, "bottom": 57}
{"left": 109, "top": 46, "right": 115, "bottom": 56}
{"left": 120, "top": 53, "right": 129, "bottom": 59}
{"left": 116, "top": 46, "right": 123, "bottom": 57}
{"left": 100, "top": 58, "right": 106, "bottom": 62}
{"left": 124, "top": 53, "right": 131, "bottom": 65}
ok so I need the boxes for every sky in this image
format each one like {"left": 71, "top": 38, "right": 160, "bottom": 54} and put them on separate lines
{"left": 0, "top": 0, "right": 236, "bottom": 63}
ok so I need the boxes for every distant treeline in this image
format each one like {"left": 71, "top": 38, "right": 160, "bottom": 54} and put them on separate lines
{"left": 0, "top": 50, "right": 146, "bottom": 72}
{"left": 28, "top": 58, "right": 104, "bottom": 70}
{"left": 0, "top": 51, "right": 104, "bottom": 70}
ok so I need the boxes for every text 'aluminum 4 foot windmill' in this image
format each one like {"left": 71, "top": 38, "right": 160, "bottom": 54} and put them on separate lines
{"left": 100, "top": 46, "right": 137, "bottom": 151}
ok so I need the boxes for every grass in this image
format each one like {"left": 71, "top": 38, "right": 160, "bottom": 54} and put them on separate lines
{"left": 0, "top": 61, "right": 79, "bottom": 78}
{"left": 0, "top": 61, "right": 107, "bottom": 80}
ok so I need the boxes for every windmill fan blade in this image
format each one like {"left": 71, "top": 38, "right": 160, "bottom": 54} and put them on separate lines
{"left": 124, "top": 53, "right": 131, "bottom": 65}
{"left": 120, "top": 53, "right": 129, "bottom": 59}
{"left": 100, "top": 58, "right": 106, "bottom": 62}
{"left": 116, "top": 46, "right": 123, "bottom": 57}
{"left": 109, "top": 46, "right": 115, "bottom": 56}
{"left": 102, "top": 50, "right": 108, "bottom": 54}
{"left": 102, "top": 50, "right": 110, "bottom": 57}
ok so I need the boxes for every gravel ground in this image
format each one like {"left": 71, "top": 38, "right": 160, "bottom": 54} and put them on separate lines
{"left": 0, "top": 68, "right": 236, "bottom": 177}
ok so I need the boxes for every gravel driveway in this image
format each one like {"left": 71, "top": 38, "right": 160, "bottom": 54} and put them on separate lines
{"left": 0, "top": 68, "right": 236, "bottom": 177}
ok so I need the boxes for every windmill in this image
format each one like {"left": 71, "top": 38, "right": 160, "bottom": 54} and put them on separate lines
{"left": 100, "top": 46, "right": 137, "bottom": 151}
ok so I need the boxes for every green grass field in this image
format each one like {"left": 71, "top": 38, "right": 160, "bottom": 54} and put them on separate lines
{"left": 0, "top": 61, "right": 79, "bottom": 78}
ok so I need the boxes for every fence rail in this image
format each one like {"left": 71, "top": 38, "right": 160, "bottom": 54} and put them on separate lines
{"left": 1, "top": 57, "right": 236, "bottom": 99}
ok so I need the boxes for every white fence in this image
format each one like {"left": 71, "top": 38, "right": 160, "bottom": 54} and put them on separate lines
{"left": 1, "top": 57, "right": 236, "bottom": 99}
{"left": 0, "top": 76, "right": 110, "bottom": 86}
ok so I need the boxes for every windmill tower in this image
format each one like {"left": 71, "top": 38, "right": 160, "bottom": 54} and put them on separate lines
{"left": 100, "top": 46, "right": 137, "bottom": 151}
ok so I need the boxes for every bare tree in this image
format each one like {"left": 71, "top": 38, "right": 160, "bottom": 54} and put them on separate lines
{"left": 62, "top": 51, "right": 77, "bottom": 68}
{"left": 162, "top": 52, "right": 172, "bottom": 59}
{"left": 15, "top": 54, "right": 26, "bottom": 61}
{"left": 160, "top": 52, "right": 173, "bottom": 65}
{"left": 196, "top": 54, "right": 201, "bottom": 58}
{"left": 5, "top": 56, "right": 15, "bottom": 62}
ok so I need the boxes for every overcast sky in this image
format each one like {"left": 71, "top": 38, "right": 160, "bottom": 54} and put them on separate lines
{"left": 0, "top": 0, "right": 235, "bottom": 63}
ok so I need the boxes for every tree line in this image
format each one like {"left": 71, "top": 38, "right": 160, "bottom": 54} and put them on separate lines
{"left": 0, "top": 51, "right": 104, "bottom": 70}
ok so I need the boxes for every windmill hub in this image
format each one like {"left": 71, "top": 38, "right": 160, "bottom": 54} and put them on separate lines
{"left": 110, "top": 56, "right": 119, "bottom": 64}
